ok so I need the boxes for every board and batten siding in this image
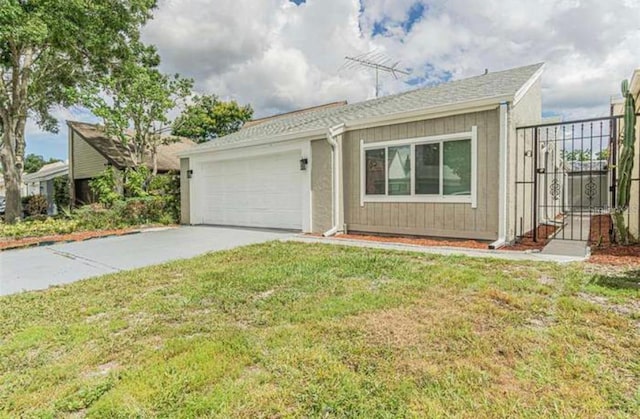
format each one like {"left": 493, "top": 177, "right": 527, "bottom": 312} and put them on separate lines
{"left": 343, "top": 109, "right": 500, "bottom": 240}
{"left": 180, "top": 157, "right": 191, "bottom": 224}
{"left": 311, "top": 139, "right": 333, "bottom": 233}
{"left": 71, "top": 131, "right": 109, "bottom": 180}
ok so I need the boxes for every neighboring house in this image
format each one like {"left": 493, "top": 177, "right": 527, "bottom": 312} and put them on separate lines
{"left": 179, "top": 63, "right": 544, "bottom": 246}
{"left": 67, "top": 121, "right": 196, "bottom": 205}
{"left": 22, "top": 161, "right": 69, "bottom": 215}
{"left": 611, "top": 68, "right": 640, "bottom": 239}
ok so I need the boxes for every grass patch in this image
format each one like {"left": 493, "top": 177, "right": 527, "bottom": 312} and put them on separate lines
{"left": 1, "top": 242, "right": 639, "bottom": 417}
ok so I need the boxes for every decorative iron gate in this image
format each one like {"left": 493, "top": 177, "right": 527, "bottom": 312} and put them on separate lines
{"left": 513, "top": 115, "right": 635, "bottom": 243}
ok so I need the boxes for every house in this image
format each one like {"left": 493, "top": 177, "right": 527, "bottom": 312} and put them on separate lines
{"left": 22, "top": 161, "right": 69, "bottom": 215}
{"left": 67, "top": 121, "right": 196, "bottom": 205}
{"left": 611, "top": 68, "right": 640, "bottom": 239}
{"left": 179, "top": 63, "right": 544, "bottom": 247}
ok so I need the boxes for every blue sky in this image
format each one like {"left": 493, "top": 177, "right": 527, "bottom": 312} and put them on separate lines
{"left": 26, "top": 0, "right": 640, "bottom": 160}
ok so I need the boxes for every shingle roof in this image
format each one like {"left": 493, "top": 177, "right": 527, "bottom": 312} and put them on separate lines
{"left": 189, "top": 63, "right": 544, "bottom": 152}
{"left": 23, "top": 161, "right": 68, "bottom": 182}
{"left": 243, "top": 101, "right": 348, "bottom": 128}
{"left": 67, "top": 121, "right": 196, "bottom": 172}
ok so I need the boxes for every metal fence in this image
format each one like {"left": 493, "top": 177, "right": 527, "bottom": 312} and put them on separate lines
{"left": 514, "top": 115, "right": 640, "bottom": 243}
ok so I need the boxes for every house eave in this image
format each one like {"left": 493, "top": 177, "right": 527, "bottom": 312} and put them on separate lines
{"left": 630, "top": 69, "right": 640, "bottom": 99}
{"left": 179, "top": 130, "right": 327, "bottom": 157}
{"left": 343, "top": 95, "right": 511, "bottom": 131}
{"left": 180, "top": 95, "right": 513, "bottom": 158}
{"left": 23, "top": 167, "right": 69, "bottom": 183}
{"left": 513, "top": 64, "right": 545, "bottom": 106}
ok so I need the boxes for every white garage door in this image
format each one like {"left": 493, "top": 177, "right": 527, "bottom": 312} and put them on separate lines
{"left": 199, "top": 151, "right": 303, "bottom": 230}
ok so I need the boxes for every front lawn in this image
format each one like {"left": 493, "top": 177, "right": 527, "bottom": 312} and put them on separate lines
{"left": 1, "top": 242, "right": 639, "bottom": 417}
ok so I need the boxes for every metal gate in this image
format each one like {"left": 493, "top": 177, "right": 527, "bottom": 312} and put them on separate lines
{"left": 514, "top": 116, "right": 624, "bottom": 242}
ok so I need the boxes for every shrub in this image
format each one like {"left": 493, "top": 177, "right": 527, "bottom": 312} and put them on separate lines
{"left": 124, "top": 166, "right": 150, "bottom": 198}
{"left": 116, "top": 196, "right": 167, "bottom": 225}
{"left": 0, "top": 218, "right": 80, "bottom": 238}
{"left": 89, "top": 167, "right": 122, "bottom": 207}
{"left": 148, "top": 171, "right": 180, "bottom": 222}
{"left": 23, "top": 195, "right": 48, "bottom": 217}
{"left": 72, "top": 204, "right": 123, "bottom": 230}
{"left": 54, "top": 175, "right": 71, "bottom": 210}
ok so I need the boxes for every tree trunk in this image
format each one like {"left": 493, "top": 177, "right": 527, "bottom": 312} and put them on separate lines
{"left": 152, "top": 148, "right": 158, "bottom": 176}
{"left": 0, "top": 127, "right": 23, "bottom": 223}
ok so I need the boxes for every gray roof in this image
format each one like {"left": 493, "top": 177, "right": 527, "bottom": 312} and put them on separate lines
{"left": 68, "top": 121, "right": 196, "bottom": 172}
{"left": 23, "top": 161, "right": 68, "bottom": 182}
{"left": 188, "top": 63, "right": 544, "bottom": 153}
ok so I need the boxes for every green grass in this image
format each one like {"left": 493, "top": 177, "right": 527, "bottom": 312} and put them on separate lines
{"left": 1, "top": 242, "right": 639, "bottom": 418}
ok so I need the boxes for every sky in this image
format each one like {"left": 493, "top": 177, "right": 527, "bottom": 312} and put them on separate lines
{"left": 26, "top": 0, "right": 640, "bottom": 160}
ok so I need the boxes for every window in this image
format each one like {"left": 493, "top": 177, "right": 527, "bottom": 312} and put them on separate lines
{"left": 360, "top": 128, "right": 477, "bottom": 207}
{"left": 365, "top": 148, "right": 385, "bottom": 195}
{"left": 388, "top": 145, "right": 410, "bottom": 195}
{"left": 415, "top": 143, "right": 439, "bottom": 195}
{"left": 443, "top": 139, "right": 471, "bottom": 196}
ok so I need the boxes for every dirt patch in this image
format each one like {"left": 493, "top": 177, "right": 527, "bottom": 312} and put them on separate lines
{"left": 255, "top": 289, "right": 275, "bottom": 300}
{"left": 0, "top": 226, "right": 175, "bottom": 251}
{"left": 0, "top": 228, "right": 137, "bottom": 250}
{"left": 577, "top": 292, "right": 640, "bottom": 326}
{"left": 84, "top": 361, "right": 119, "bottom": 378}
{"left": 332, "top": 233, "right": 490, "bottom": 250}
{"left": 588, "top": 215, "right": 640, "bottom": 267}
{"left": 504, "top": 224, "right": 559, "bottom": 251}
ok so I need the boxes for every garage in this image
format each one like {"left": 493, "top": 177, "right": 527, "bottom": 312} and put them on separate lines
{"left": 195, "top": 149, "right": 307, "bottom": 230}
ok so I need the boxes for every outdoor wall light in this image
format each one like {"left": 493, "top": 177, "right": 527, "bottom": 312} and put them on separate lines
{"left": 524, "top": 150, "right": 533, "bottom": 157}
{"left": 300, "top": 158, "right": 308, "bottom": 171}
{"left": 187, "top": 169, "right": 193, "bottom": 179}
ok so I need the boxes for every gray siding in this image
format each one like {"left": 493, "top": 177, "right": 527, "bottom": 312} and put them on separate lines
{"left": 343, "top": 109, "right": 501, "bottom": 240}
{"left": 311, "top": 139, "right": 333, "bottom": 233}
{"left": 180, "top": 158, "right": 190, "bottom": 224}
{"left": 508, "top": 80, "right": 543, "bottom": 240}
{"left": 72, "top": 131, "right": 108, "bottom": 179}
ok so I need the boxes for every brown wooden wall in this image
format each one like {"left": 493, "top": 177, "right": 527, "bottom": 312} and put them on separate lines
{"left": 343, "top": 109, "right": 501, "bottom": 240}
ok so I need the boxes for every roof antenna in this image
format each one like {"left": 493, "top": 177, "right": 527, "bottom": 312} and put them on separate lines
{"left": 484, "top": 68, "right": 489, "bottom": 75}
{"left": 341, "top": 50, "right": 410, "bottom": 98}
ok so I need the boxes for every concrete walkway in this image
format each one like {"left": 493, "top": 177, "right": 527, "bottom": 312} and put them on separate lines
{"left": 287, "top": 236, "right": 588, "bottom": 264}
{"left": 0, "top": 226, "right": 293, "bottom": 296}
{"left": 541, "top": 214, "right": 590, "bottom": 258}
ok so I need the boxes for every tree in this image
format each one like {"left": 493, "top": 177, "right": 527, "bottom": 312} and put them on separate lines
{"left": 596, "top": 148, "right": 610, "bottom": 161}
{"left": 562, "top": 149, "right": 592, "bottom": 161}
{"left": 172, "top": 95, "right": 253, "bottom": 143}
{"left": 0, "top": 0, "right": 157, "bottom": 223}
{"left": 84, "top": 47, "right": 193, "bottom": 175}
{"left": 23, "top": 153, "right": 60, "bottom": 174}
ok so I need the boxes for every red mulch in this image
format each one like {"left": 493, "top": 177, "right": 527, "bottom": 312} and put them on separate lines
{"left": 588, "top": 214, "right": 640, "bottom": 267}
{"left": 331, "top": 233, "right": 490, "bottom": 250}
{"left": 0, "top": 226, "right": 172, "bottom": 251}
{"left": 504, "top": 224, "right": 560, "bottom": 251}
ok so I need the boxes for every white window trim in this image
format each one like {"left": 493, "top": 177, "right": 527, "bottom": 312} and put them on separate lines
{"left": 360, "top": 127, "right": 478, "bottom": 208}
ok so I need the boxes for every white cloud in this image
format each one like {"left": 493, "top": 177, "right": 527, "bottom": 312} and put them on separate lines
{"left": 26, "top": 0, "right": 640, "bottom": 157}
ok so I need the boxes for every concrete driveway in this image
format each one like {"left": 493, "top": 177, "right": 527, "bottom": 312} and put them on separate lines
{"left": 0, "top": 226, "right": 293, "bottom": 296}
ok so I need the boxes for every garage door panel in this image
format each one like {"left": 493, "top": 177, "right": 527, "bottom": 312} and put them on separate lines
{"left": 199, "top": 151, "right": 303, "bottom": 230}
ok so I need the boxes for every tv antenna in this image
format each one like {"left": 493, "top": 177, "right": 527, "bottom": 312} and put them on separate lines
{"left": 342, "top": 51, "right": 410, "bottom": 97}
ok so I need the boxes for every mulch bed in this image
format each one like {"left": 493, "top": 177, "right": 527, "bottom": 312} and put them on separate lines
{"left": 0, "top": 226, "right": 174, "bottom": 251}
{"left": 331, "top": 233, "right": 491, "bottom": 250}
{"left": 504, "top": 224, "right": 560, "bottom": 252}
{"left": 588, "top": 214, "right": 640, "bottom": 267}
